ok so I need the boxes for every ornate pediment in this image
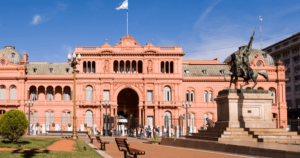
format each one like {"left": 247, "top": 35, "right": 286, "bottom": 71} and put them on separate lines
{"left": 115, "top": 35, "right": 141, "bottom": 50}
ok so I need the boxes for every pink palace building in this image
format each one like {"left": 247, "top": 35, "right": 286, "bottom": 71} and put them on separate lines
{"left": 0, "top": 35, "right": 288, "bottom": 135}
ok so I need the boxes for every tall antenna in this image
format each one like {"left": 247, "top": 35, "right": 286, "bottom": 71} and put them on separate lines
{"left": 259, "top": 16, "right": 263, "bottom": 50}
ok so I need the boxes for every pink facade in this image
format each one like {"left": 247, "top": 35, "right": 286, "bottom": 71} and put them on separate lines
{"left": 0, "top": 36, "right": 288, "bottom": 134}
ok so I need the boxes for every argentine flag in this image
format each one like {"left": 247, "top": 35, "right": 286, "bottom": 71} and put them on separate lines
{"left": 116, "top": 0, "right": 128, "bottom": 10}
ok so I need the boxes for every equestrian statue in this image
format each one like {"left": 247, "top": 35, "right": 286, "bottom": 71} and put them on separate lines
{"left": 224, "top": 30, "right": 269, "bottom": 90}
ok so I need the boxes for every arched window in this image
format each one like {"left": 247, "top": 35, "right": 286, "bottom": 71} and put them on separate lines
{"left": 204, "top": 91, "right": 207, "bottom": 102}
{"left": 191, "top": 91, "right": 194, "bottom": 102}
{"left": 186, "top": 91, "right": 190, "bottom": 101}
{"left": 63, "top": 86, "right": 71, "bottom": 101}
{"left": 114, "top": 60, "right": 118, "bottom": 73}
{"left": 269, "top": 88, "right": 275, "bottom": 103}
{"left": 0, "top": 86, "right": 6, "bottom": 101}
{"left": 0, "top": 110, "right": 6, "bottom": 117}
{"left": 85, "top": 110, "right": 93, "bottom": 127}
{"left": 209, "top": 91, "right": 213, "bottom": 102}
{"left": 10, "top": 86, "right": 16, "bottom": 101}
{"left": 83, "top": 61, "right": 86, "bottom": 73}
{"left": 50, "top": 111, "right": 54, "bottom": 124}
{"left": 204, "top": 113, "right": 208, "bottom": 125}
{"left": 120, "top": 61, "right": 124, "bottom": 73}
{"left": 45, "top": 111, "right": 49, "bottom": 125}
{"left": 67, "top": 112, "right": 71, "bottom": 124}
{"left": 85, "top": 86, "right": 93, "bottom": 101}
{"left": 88, "top": 61, "right": 91, "bottom": 73}
{"left": 258, "top": 87, "right": 264, "bottom": 90}
{"left": 92, "top": 61, "right": 95, "bottom": 73}
{"left": 170, "top": 61, "right": 174, "bottom": 73}
{"left": 47, "top": 87, "right": 54, "bottom": 101}
{"left": 166, "top": 61, "right": 169, "bottom": 73}
{"left": 164, "top": 111, "right": 171, "bottom": 128}
{"left": 126, "top": 60, "right": 130, "bottom": 73}
{"left": 161, "top": 61, "right": 164, "bottom": 73}
{"left": 132, "top": 61, "right": 136, "bottom": 73}
{"left": 164, "top": 86, "right": 171, "bottom": 101}
{"left": 138, "top": 61, "right": 143, "bottom": 73}
{"left": 62, "top": 112, "right": 66, "bottom": 126}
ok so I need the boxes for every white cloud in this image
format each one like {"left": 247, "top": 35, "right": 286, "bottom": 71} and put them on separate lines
{"left": 31, "top": 15, "right": 43, "bottom": 25}
{"left": 194, "top": 0, "right": 221, "bottom": 29}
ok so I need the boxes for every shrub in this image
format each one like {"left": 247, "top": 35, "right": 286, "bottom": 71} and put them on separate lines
{"left": 0, "top": 110, "right": 29, "bottom": 143}
{"left": 153, "top": 131, "right": 158, "bottom": 141}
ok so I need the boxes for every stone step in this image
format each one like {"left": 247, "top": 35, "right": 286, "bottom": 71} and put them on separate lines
{"left": 260, "top": 138, "right": 300, "bottom": 143}
{"left": 252, "top": 132, "right": 298, "bottom": 136}
{"left": 218, "top": 137, "right": 257, "bottom": 142}
{"left": 221, "top": 134, "right": 253, "bottom": 139}
{"left": 185, "top": 135, "right": 218, "bottom": 141}
{"left": 257, "top": 135, "right": 300, "bottom": 139}
{"left": 223, "top": 131, "right": 249, "bottom": 135}
{"left": 246, "top": 128, "right": 286, "bottom": 132}
{"left": 225, "top": 128, "right": 246, "bottom": 132}
{"left": 191, "top": 133, "right": 221, "bottom": 137}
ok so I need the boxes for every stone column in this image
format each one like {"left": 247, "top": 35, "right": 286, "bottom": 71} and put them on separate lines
{"left": 144, "top": 106, "right": 148, "bottom": 126}
{"left": 53, "top": 89, "right": 55, "bottom": 101}
{"left": 136, "top": 61, "right": 138, "bottom": 73}
{"left": 139, "top": 107, "right": 142, "bottom": 126}
{"left": 154, "top": 107, "right": 158, "bottom": 126}
{"left": 118, "top": 60, "right": 120, "bottom": 73}
{"left": 27, "top": 89, "right": 30, "bottom": 100}
{"left": 45, "top": 87, "right": 47, "bottom": 100}
{"left": 130, "top": 61, "right": 132, "bottom": 73}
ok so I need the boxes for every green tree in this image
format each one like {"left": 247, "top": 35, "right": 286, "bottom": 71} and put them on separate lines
{"left": 0, "top": 110, "right": 29, "bottom": 143}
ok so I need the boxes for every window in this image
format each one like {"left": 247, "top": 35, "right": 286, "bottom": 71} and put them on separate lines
{"left": 163, "top": 86, "right": 171, "bottom": 101}
{"left": 120, "top": 61, "right": 124, "bottom": 73}
{"left": 49, "top": 68, "right": 53, "bottom": 73}
{"left": 92, "top": 61, "right": 95, "bottom": 73}
{"left": 0, "top": 86, "right": 6, "bottom": 100}
{"left": 1, "top": 61, "right": 5, "bottom": 65}
{"left": 11, "top": 53, "right": 15, "bottom": 58}
{"left": 62, "top": 112, "right": 66, "bottom": 126}
{"left": 275, "top": 54, "right": 281, "bottom": 60}
{"left": 10, "top": 86, "right": 16, "bottom": 100}
{"left": 114, "top": 61, "right": 118, "bottom": 73}
{"left": 295, "top": 85, "right": 300, "bottom": 92}
{"left": 186, "top": 91, "right": 190, "bottom": 101}
{"left": 126, "top": 61, "right": 130, "bottom": 73}
{"left": 296, "top": 99, "right": 300, "bottom": 109}
{"left": 47, "top": 91, "right": 53, "bottom": 101}
{"left": 30, "top": 91, "right": 36, "bottom": 100}
{"left": 88, "top": 61, "right": 91, "bottom": 73}
{"left": 286, "top": 69, "right": 290, "bottom": 75}
{"left": 184, "top": 69, "right": 190, "bottom": 74}
{"left": 286, "top": 87, "right": 291, "bottom": 92}
{"left": 287, "top": 100, "right": 292, "bottom": 109}
{"left": 295, "top": 75, "right": 300, "bottom": 82}
{"left": 292, "top": 47, "right": 299, "bottom": 53}
{"left": 29, "top": 111, "right": 33, "bottom": 124}
{"left": 202, "top": 69, "right": 207, "bottom": 74}
{"left": 267, "top": 49, "right": 272, "bottom": 53}
{"left": 191, "top": 91, "right": 194, "bottom": 102}
{"left": 147, "top": 90, "right": 153, "bottom": 101}
{"left": 33, "top": 68, "right": 37, "bottom": 73}
{"left": 66, "top": 68, "right": 70, "bottom": 73}
{"left": 83, "top": 61, "right": 87, "bottom": 73}
{"left": 269, "top": 89, "right": 275, "bottom": 103}
{"left": 295, "top": 67, "right": 300, "bottom": 73}
{"left": 34, "top": 111, "right": 37, "bottom": 125}
{"left": 220, "top": 69, "right": 225, "bottom": 74}
{"left": 170, "top": 61, "right": 174, "bottom": 73}
{"left": 191, "top": 114, "right": 195, "bottom": 127}
{"left": 161, "top": 61, "right": 164, "bottom": 73}
{"left": 166, "top": 61, "right": 169, "bottom": 73}
{"left": 283, "top": 51, "right": 290, "bottom": 57}
{"left": 50, "top": 111, "right": 54, "bottom": 124}
{"left": 63, "top": 92, "right": 71, "bottom": 101}
{"left": 103, "top": 90, "right": 110, "bottom": 101}
{"left": 284, "top": 59, "right": 290, "bottom": 66}
{"left": 275, "top": 46, "right": 280, "bottom": 50}
{"left": 257, "top": 61, "right": 262, "bottom": 67}
{"left": 209, "top": 91, "right": 213, "bottom": 102}
{"left": 294, "top": 56, "right": 300, "bottom": 63}
{"left": 293, "top": 38, "right": 299, "bottom": 42}
{"left": 85, "top": 110, "right": 93, "bottom": 127}
{"left": 45, "top": 112, "right": 49, "bottom": 125}
{"left": 85, "top": 86, "right": 93, "bottom": 100}
{"left": 283, "top": 42, "right": 289, "bottom": 46}
{"left": 138, "top": 61, "right": 143, "bottom": 73}
{"left": 204, "top": 91, "right": 207, "bottom": 102}
{"left": 164, "top": 111, "right": 171, "bottom": 127}
{"left": 262, "top": 53, "right": 267, "bottom": 58}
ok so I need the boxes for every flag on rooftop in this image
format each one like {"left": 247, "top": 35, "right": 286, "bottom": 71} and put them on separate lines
{"left": 116, "top": 0, "right": 128, "bottom": 10}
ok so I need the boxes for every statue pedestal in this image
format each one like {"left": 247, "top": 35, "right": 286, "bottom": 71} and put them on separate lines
{"left": 215, "top": 89, "right": 275, "bottom": 129}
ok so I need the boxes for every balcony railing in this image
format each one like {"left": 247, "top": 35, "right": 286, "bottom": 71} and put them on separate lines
{"left": 0, "top": 99, "right": 19, "bottom": 103}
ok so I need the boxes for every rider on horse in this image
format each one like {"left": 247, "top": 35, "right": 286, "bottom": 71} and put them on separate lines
{"left": 241, "top": 30, "right": 255, "bottom": 79}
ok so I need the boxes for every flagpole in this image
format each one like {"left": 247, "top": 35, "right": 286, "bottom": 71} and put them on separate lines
{"left": 127, "top": 9, "right": 128, "bottom": 35}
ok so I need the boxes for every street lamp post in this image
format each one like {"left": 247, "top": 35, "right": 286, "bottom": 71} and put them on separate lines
{"left": 68, "top": 52, "right": 81, "bottom": 139}
{"left": 25, "top": 100, "right": 34, "bottom": 135}
{"left": 182, "top": 101, "right": 191, "bottom": 136}
{"left": 102, "top": 100, "right": 111, "bottom": 136}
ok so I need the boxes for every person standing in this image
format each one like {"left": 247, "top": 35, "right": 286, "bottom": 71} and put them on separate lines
{"left": 157, "top": 127, "right": 160, "bottom": 137}
{"left": 146, "top": 128, "right": 150, "bottom": 138}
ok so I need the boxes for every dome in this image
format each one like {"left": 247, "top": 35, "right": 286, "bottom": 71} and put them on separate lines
{"left": 223, "top": 46, "right": 275, "bottom": 66}
{"left": 0, "top": 45, "right": 23, "bottom": 65}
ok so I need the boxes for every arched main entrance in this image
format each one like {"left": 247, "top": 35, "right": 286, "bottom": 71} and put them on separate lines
{"left": 117, "top": 88, "right": 139, "bottom": 131}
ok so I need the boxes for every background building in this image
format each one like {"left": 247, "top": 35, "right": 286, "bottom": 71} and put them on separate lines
{"left": 0, "top": 35, "right": 287, "bottom": 135}
{"left": 263, "top": 33, "right": 300, "bottom": 130}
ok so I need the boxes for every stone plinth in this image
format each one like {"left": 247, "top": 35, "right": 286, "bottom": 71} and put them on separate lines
{"left": 214, "top": 89, "right": 275, "bottom": 129}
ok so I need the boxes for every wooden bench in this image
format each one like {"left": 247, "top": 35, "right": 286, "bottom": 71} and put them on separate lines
{"left": 87, "top": 134, "right": 95, "bottom": 143}
{"left": 115, "top": 138, "right": 146, "bottom": 158}
{"left": 96, "top": 136, "right": 109, "bottom": 151}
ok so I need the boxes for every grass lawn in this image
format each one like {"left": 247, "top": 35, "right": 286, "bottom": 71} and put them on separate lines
{"left": 0, "top": 138, "right": 102, "bottom": 158}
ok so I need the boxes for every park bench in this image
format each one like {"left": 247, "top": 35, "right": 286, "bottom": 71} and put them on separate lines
{"left": 115, "top": 138, "right": 146, "bottom": 158}
{"left": 87, "top": 134, "right": 95, "bottom": 143}
{"left": 96, "top": 136, "right": 109, "bottom": 151}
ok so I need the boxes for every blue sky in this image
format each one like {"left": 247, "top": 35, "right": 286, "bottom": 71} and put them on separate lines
{"left": 1, "top": 0, "right": 300, "bottom": 63}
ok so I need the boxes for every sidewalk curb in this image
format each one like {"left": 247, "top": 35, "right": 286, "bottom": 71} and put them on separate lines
{"left": 86, "top": 142, "right": 113, "bottom": 158}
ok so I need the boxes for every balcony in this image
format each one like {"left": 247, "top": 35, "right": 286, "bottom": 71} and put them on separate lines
{"left": 32, "top": 101, "right": 72, "bottom": 106}
{"left": 0, "top": 99, "right": 21, "bottom": 107}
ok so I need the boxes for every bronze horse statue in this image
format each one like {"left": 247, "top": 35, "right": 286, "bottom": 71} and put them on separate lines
{"left": 224, "top": 54, "right": 269, "bottom": 90}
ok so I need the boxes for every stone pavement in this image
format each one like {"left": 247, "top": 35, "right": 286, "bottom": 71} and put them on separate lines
{"left": 89, "top": 139, "right": 252, "bottom": 158}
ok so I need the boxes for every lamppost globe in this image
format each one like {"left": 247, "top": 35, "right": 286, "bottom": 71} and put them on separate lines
{"left": 68, "top": 54, "right": 71, "bottom": 60}
{"left": 189, "top": 101, "right": 191, "bottom": 106}
{"left": 78, "top": 54, "right": 81, "bottom": 60}
{"left": 185, "top": 101, "right": 188, "bottom": 105}
{"left": 72, "top": 52, "right": 76, "bottom": 58}
{"left": 182, "top": 101, "right": 184, "bottom": 106}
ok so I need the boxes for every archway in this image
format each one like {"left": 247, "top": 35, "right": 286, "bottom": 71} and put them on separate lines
{"left": 117, "top": 88, "right": 139, "bottom": 130}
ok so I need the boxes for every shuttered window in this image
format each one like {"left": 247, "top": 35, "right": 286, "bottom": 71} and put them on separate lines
{"left": 147, "top": 90, "right": 153, "bottom": 101}
{"left": 204, "top": 91, "right": 207, "bottom": 102}
{"left": 62, "top": 112, "right": 66, "bottom": 126}
{"left": 50, "top": 112, "right": 54, "bottom": 124}
{"left": 85, "top": 86, "right": 93, "bottom": 100}
{"left": 0, "top": 86, "right": 6, "bottom": 100}
{"left": 10, "top": 86, "right": 16, "bottom": 100}
{"left": 103, "top": 90, "right": 110, "bottom": 101}
{"left": 63, "top": 92, "right": 71, "bottom": 101}
{"left": 85, "top": 110, "right": 93, "bottom": 127}
{"left": 191, "top": 91, "right": 194, "bottom": 102}
{"left": 209, "top": 91, "right": 213, "bottom": 102}
{"left": 186, "top": 91, "right": 189, "bottom": 101}
{"left": 34, "top": 111, "right": 37, "bottom": 125}
{"left": 46, "top": 112, "right": 49, "bottom": 125}
{"left": 164, "top": 86, "right": 171, "bottom": 101}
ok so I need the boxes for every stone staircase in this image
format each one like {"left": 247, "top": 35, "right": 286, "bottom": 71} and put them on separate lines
{"left": 186, "top": 127, "right": 300, "bottom": 143}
